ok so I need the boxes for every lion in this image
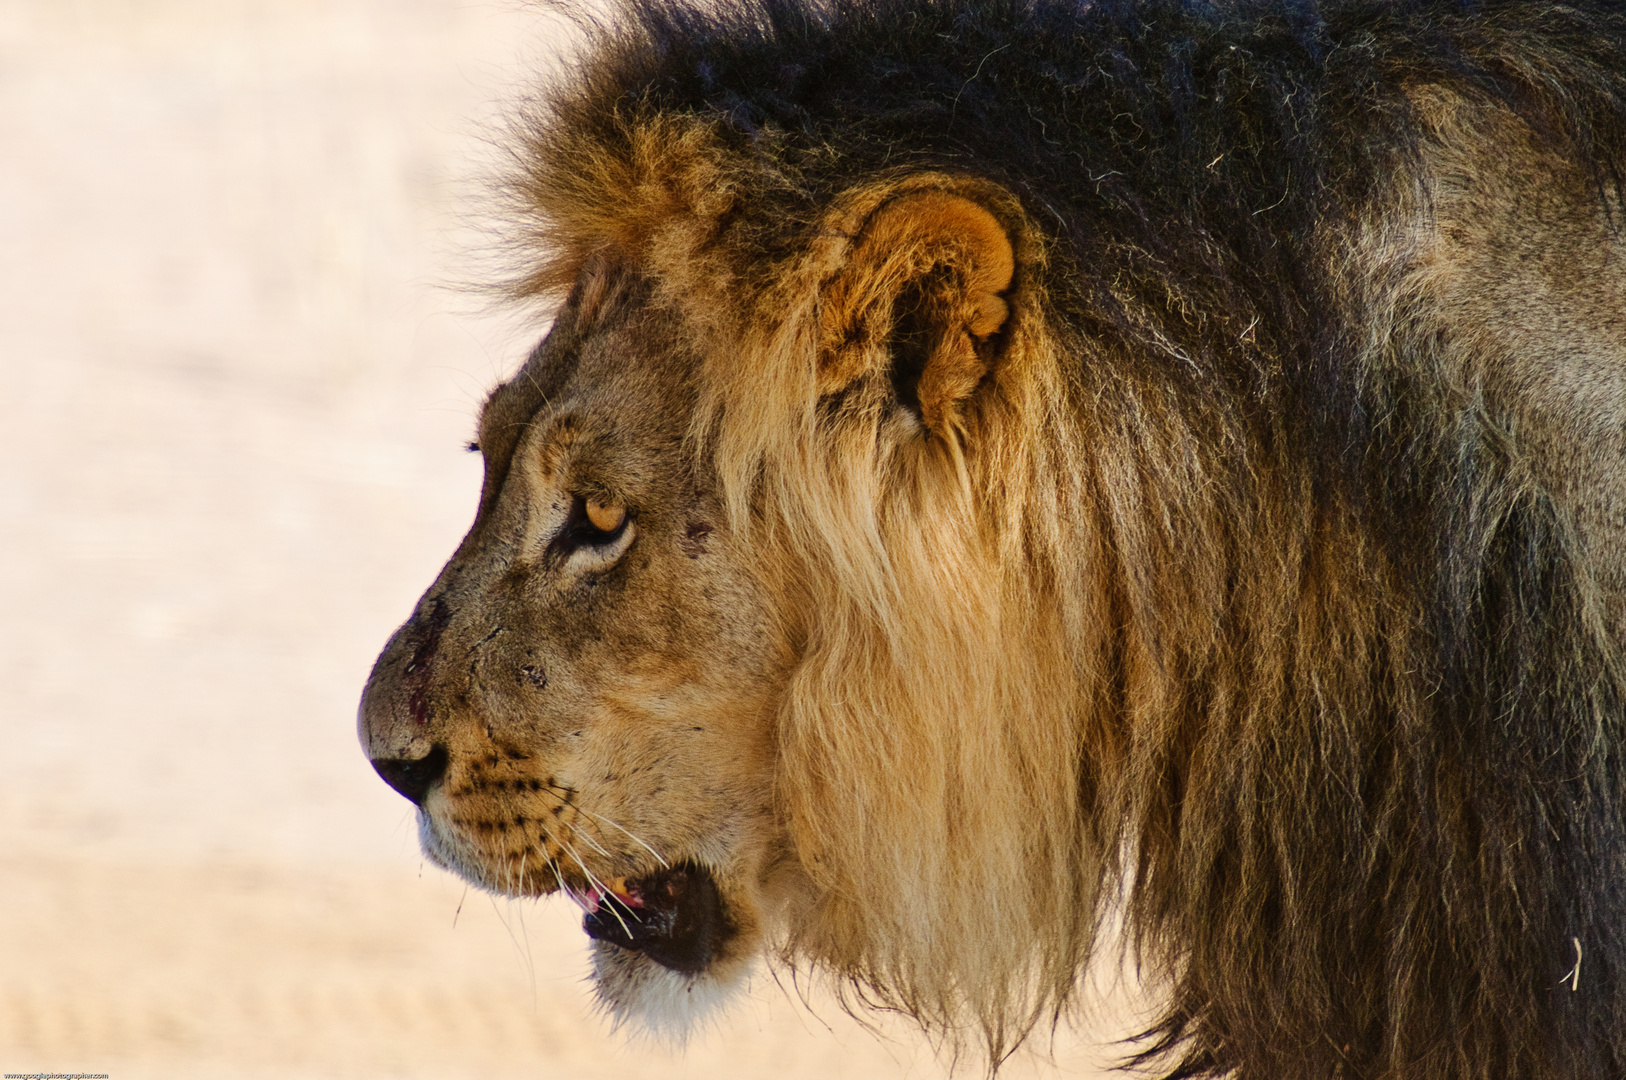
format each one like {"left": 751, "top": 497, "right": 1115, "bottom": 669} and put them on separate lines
{"left": 358, "top": 1, "right": 1626, "bottom": 1076}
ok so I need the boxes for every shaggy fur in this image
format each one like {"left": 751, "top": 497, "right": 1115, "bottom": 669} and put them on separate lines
{"left": 362, "top": 1, "right": 1626, "bottom": 1077}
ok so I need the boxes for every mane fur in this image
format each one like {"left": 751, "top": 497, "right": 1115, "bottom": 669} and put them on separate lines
{"left": 504, "top": 1, "right": 1626, "bottom": 1075}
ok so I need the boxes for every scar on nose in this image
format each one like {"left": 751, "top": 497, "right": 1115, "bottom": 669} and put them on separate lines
{"left": 405, "top": 598, "right": 452, "bottom": 725}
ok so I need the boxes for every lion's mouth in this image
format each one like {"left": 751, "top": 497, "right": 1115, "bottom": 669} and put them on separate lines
{"left": 572, "top": 862, "right": 732, "bottom": 975}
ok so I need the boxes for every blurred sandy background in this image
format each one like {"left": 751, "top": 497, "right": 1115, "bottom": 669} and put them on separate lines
{"left": 0, "top": 2, "right": 1131, "bottom": 1077}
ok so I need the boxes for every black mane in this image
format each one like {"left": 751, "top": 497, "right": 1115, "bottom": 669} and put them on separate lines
{"left": 544, "top": 0, "right": 1626, "bottom": 485}
{"left": 554, "top": 0, "right": 1624, "bottom": 342}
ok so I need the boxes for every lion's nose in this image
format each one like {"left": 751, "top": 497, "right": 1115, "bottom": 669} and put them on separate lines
{"left": 371, "top": 744, "right": 449, "bottom": 806}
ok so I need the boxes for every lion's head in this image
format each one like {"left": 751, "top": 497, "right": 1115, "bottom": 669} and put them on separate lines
{"left": 361, "top": 1, "right": 1626, "bottom": 1075}
{"left": 360, "top": 154, "right": 1101, "bottom": 1041}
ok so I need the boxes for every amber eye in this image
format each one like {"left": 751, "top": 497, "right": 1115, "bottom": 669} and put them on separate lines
{"left": 584, "top": 498, "right": 626, "bottom": 534}
{"left": 551, "top": 494, "right": 632, "bottom": 563}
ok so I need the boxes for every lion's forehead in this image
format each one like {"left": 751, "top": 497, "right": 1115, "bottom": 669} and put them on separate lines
{"left": 490, "top": 310, "right": 701, "bottom": 474}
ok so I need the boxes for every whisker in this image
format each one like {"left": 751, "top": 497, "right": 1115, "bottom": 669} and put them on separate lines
{"left": 523, "top": 783, "right": 644, "bottom": 865}
{"left": 516, "top": 852, "right": 539, "bottom": 1005}
{"left": 548, "top": 853, "right": 573, "bottom": 900}
{"left": 529, "top": 783, "right": 668, "bottom": 869}
{"left": 548, "top": 828, "right": 637, "bottom": 939}
{"left": 567, "top": 820, "right": 617, "bottom": 860}
{"left": 486, "top": 858, "right": 530, "bottom": 967}
{"left": 574, "top": 806, "right": 671, "bottom": 869}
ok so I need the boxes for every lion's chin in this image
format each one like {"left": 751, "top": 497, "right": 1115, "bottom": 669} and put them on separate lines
{"left": 586, "top": 933, "right": 753, "bottom": 1042}
{"left": 417, "top": 813, "right": 758, "bottom": 1038}
{"left": 570, "top": 862, "right": 754, "bottom": 1039}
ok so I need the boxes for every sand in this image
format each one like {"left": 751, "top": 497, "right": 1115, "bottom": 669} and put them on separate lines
{"left": 0, "top": 3, "right": 1132, "bottom": 1076}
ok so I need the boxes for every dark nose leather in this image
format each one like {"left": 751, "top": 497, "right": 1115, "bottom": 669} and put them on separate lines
{"left": 371, "top": 744, "right": 449, "bottom": 806}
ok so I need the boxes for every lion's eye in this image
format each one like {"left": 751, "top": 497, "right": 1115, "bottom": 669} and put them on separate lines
{"left": 552, "top": 494, "right": 632, "bottom": 563}
{"left": 584, "top": 498, "right": 626, "bottom": 534}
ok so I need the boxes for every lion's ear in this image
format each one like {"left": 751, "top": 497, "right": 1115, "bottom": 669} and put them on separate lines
{"left": 562, "top": 249, "right": 631, "bottom": 333}
{"left": 820, "top": 191, "right": 1016, "bottom": 435}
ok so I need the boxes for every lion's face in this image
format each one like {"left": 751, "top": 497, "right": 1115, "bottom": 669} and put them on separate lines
{"left": 359, "top": 273, "right": 798, "bottom": 1027}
